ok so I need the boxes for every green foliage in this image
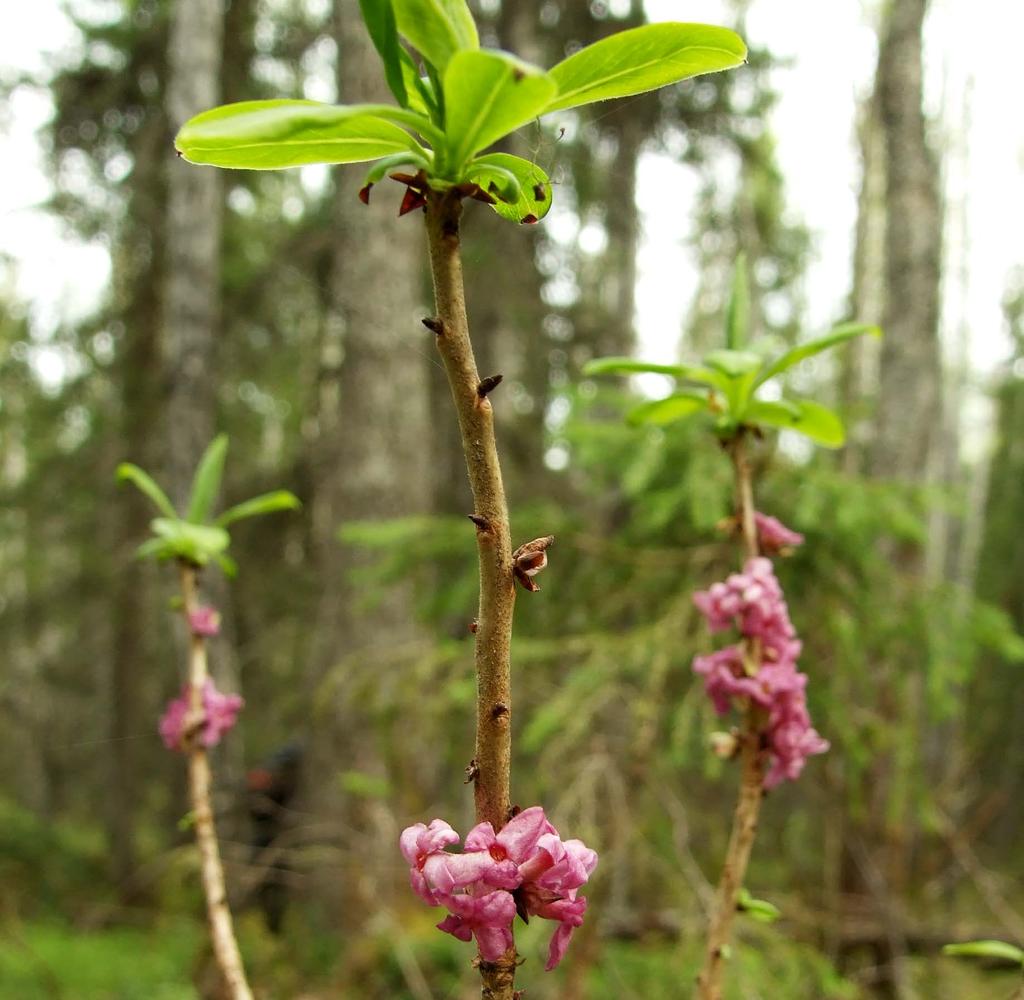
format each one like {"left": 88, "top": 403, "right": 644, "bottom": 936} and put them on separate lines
{"left": 118, "top": 436, "right": 299, "bottom": 571}
{"left": 544, "top": 22, "right": 748, "bottom": 113}
{"left": 392, "top": 0, "right": 478, "bottom": 72}
{"left": 942, "top": 940, "right": 1024, "bottom": 964}
{"left": 725, "top": 255, "right": 749, "bottom": 350}
{"left": 465, "top": 153, "right": 552, "bottom": 222}
{"left": 0, "top": 922, "right": 199, "bottom": 1000}
{"left": 175, "top": 9, "right": 745, "bottom": 224}
{"left": 0, "top": 797, "right": 107, "bottom": 917}
{"left": 358, "top": 0, "right": 408, "bottom": 106}
{"left": 176, "top": 100, "right": 427, "bottom": 169}
{"left": 441, "top": 51, "right": 555, "bottom": 168}
{"left": 585, "top": 265, "right": 880, "bottom": 447}
{"left": 737, "top": 887, "right": 781, "bottom": 923}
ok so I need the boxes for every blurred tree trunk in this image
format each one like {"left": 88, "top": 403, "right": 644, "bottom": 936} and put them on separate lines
{"left": 163, "top": 0, "right": 244, "bottom": 697}
{"left": 162, "top": 0, "right": 246, "bottom": 881}
{"left": 870, "top": 0, "right": 942, "bottom": 489}
{"left": 164, "top": 0, "right": 224, "bottom": 505}
{"left": 301, "top": 0, "right": 430, "bottom": 919}
{"left": 308, "top": 1, "right": 429, "bottom": 681}
{"left": 839, "top": 92, "right": 885, "bottom": 474}
{"left": 857, "top": 2, "right": 943, "bottom": 996}
{"left": 104, "top": 15, "right": 175, "bottom": 901}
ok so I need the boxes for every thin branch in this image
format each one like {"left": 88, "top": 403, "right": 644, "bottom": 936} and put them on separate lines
{"left": 696, "top": 434, "right": 768, "bottom": 1000}
{"left": 424, "top": 189, "right": 518, "bottom": 999}
{"left": 179, "top": 564, "right": 254, "bottom": 1000}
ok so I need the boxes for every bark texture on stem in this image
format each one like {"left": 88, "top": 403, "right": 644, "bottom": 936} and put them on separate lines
{"left": 424, "top": 191, "right": 517, "bottom": 998}
{"left": 696, "top": 435, "right": 767, "bottom": 1000}
{"left": 179, "top": 565, "right": 254, "bottom": 1000}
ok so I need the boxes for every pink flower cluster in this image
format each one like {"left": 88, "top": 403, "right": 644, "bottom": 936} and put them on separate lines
{"left": 187, "top": 605, "right": 221, "bottom": 638}
{"left": 693, "top": 528, "right": 827, "bottom": 787}
{"left": 754, "top": 511, "right": 804, "bottom": 552}
{"left": 400, "top": 806, "right": 597, "bottom": 970}
{"left": 159, "top": 679, "right": 244, "bottom": 752}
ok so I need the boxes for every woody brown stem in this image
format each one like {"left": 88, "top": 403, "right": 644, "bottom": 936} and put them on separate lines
{"left": 424, "top": 190, "right": 517, "bottom": 998}
{"left": 696, "top": 434, "right": 768, "bottom": 1000}
{"left": 179, "top": 564, "right": 253, "bottom": 1000}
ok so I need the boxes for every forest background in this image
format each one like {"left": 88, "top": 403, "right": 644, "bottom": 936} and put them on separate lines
{"left": 2, "top": 0, "right": 1024, "bottom": 997}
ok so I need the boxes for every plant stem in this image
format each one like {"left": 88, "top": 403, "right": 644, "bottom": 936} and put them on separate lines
{"left": 696, "top": 435, "right": 768, "bottom": 1000}
{"left": 424, "top": 191, "right": 517, "bottom": 998}
{"left": 179, "top": 564, "right": 254, "bottom": 1000}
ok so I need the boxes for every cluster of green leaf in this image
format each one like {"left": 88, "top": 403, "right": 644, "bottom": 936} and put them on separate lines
{"left": 117, "top": 435, "right": 299, "bottom": 574}
{"left": 175, "top": 0, "right": 746, "bottom": 223}
{"left": 585, "top": 258, "right": 880, "bottom": 447}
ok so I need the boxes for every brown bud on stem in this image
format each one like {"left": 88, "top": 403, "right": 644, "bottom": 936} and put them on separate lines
{"left": 512, "top": 535, "right": 554, "bottom": 592}
{"left": 477, "top": 374, "right": 504, "bottom": 399}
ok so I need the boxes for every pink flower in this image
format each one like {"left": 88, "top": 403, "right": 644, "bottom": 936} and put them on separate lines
{"left": 764, "top": 685, "right": 830, "bottom": 788}
{"left": 203, "top": 681, "right": 244, "bottom": 745}
{"left": 400, "top": 819, "right": 518, "bottom": 905}
{"left": 514, "top": 832, "right": 598, "bottom": 970}
{"left": 187, "top": 606, "right": 221, "bottom": 637}
{"left": 693, "top": 558, "right": 827, "bottom": 786}
{"left": 158, "top": 696, "right": 188, "bottom": 751}
{"left": 400, "top": 807, "right": 598, "bottom": 970}
{"left": 158, "top": 679, "right": 244, "bottom": 752}
{"left": 399, "top": 819, "right": 458, "bottom": 904}
{"left": 754, "top": 512, "right": 804, "bottom": 553}
{"left": 436, "top": 890, "right": 517, "bottom": 962}
{"left": 464, "top": 805, "right": 556, "bottom": 864}
{"left": 693, "top": 558, "right": 800, "bottom": 662}
{"left": 464, "top": 808, "right": 598, "bottom": 970}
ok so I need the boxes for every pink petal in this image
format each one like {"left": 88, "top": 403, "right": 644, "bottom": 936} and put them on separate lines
{"left": 436, "top": 913, "right": 473, "bottom": 943}
{"left": 464, "top": 821, "right": 496, "bottom": 853}
{"left": 475, "top": 925, "right": 514, "bottom": 962}
{"left": 399, "top": 824, "right": 428, "bottom": 866}
{"left": 158, "top": 695, "right": 189, "bottom": 751}
{"left": 409, "top": 869, "right": 437, "bottom": 905}
{"left": 496, "top": 806, "right": 556, "bottom": 862}
{"left": 423, "top": 851, "right": 519, "bottom": 894}
{"left": 545, "top": 921, "right": 576, "bottom": 971}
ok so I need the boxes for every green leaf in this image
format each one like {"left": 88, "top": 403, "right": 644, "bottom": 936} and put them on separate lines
{"left": 215, "top": 491, "right": 301, "bottom": 528}
{"left": 703, "top": 349, "right": 763, "bottom": 378}
{"left": 215, "top": 553, "right": 239, "bottom": 578}
{"left": 150, "top": 518, "right": 231, "bottom": 565}
{"left": 442, "top": 51, "right": 555, "bottom": 169}
{"left": 175, "top": 100, "right": 425, "bottom": 169}
{"left": 627, "top": 392, "right": 708, "bottom": 426}
{"left": 186, "top": 435, "right": 228, "bottom": 524}
{"left": 134, "top": 537, "right": 171, "bottom": 561}
{"left": 392, "top": 0, "right": 478, "bottom": 71}
{"left": 737, "top": 888, "right": 781, "bottom": 924}
{"left": 583, "top": 356, "right": 723, "bottom": 387}
{"left": 400, "top": 52, "right": 436, "bottom": 116}
{"left": 545, "top": 23, "right": 746, "bottom": 114}
{"left": 358, "top": 0, "right": 408, "bottom": 107}
{"left": 466, "top": 153, "right": 552, "bottom": 223}
{"left": 756, "top": 323, "right": 881, "bottom": 387}
{"left": 942, "top": 941, "right": 1024, "bottom": 964}
{"left": 726, "top": 254, "right": 749, "bottom": 350}
{"left": 117, "top": 463, "right": 177, "bottom": 519}
{"left": 744, "top": 398, "right": 846, "bottom": 448}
